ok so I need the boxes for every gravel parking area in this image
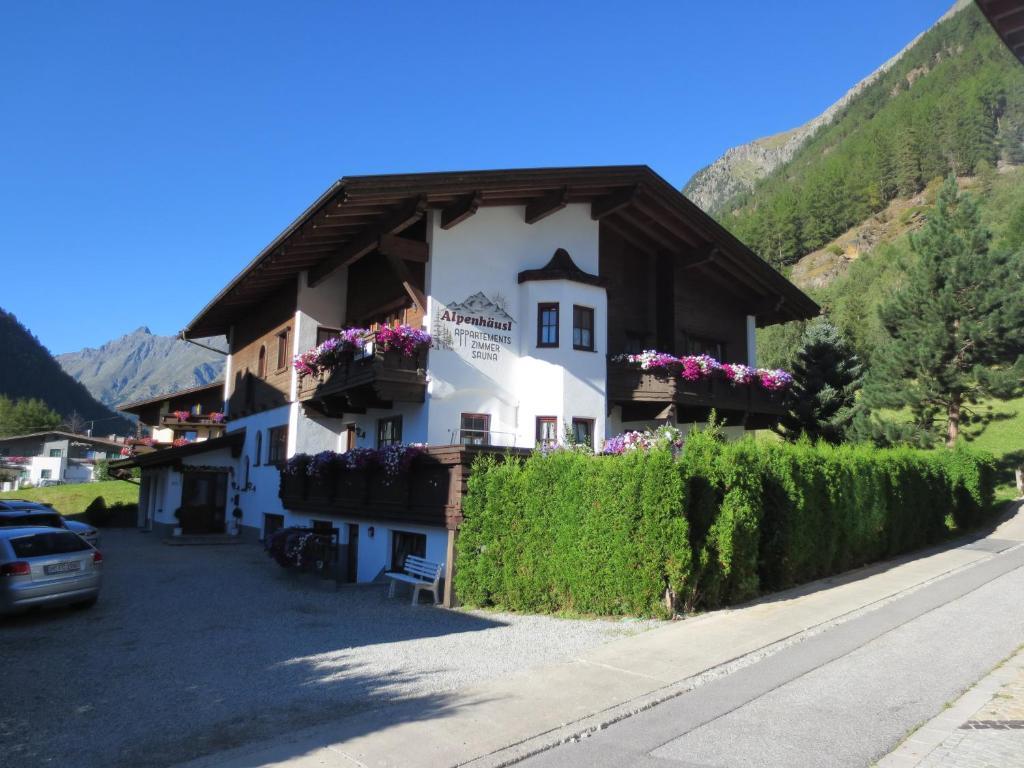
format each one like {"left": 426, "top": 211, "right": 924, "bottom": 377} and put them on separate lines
{"left": 0, "top": 529, "right": 659, "bottom": 768}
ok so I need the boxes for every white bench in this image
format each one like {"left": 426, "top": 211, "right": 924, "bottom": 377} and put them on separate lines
{"left": 384, "top": 555, "right": 444, "bottom": 605}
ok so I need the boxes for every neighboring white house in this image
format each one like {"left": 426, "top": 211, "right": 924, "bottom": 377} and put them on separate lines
{"left": 0, "top": 431, "right": 125, "bottom": 490}
{"left": 112, "top": 167, "right": 818, "bottom": 597}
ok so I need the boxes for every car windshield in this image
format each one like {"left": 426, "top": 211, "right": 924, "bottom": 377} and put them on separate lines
{"left": 10, "top": 531, "right": 90, "bottom": 558}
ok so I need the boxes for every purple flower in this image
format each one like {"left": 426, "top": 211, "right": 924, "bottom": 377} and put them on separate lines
{"left": 374, "top": 325, "right": 432, "bottom": 357}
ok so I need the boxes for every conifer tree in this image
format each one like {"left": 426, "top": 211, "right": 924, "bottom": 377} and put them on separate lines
{"left": 866, "top": 177, "right": 1024, "bottom": 446}
{"left": 0, "top": 396, "right": 61, "bottom": 437}
{"left": 775, "top": 320, "right": 864, "bottom": 444}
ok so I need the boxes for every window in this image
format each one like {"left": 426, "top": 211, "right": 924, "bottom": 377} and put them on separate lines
{"left": 183, "top": 430, "right": 198, "bottom": 442}
{"left": 377, "top": 416, "right": 403, "bottom": 447}
{"left": 312, "top": 519, "right": 335, "bottom": 537}
{"left": 257, "top": 345, "right": 267, "bottom": 379}
{"left": 537, "top": 302, "right": 559, "bottom": 348}
{"left": 571, "top": 418, "right": 594, "bottom": 447}
{"left": 572, "top": 305, "right": 595, "bottom": 351}
{"left": 267, "top": 425, "right": 288, "bottom": 466}
{"left": 48, "top": 448, "right": 63, "bottom": 457}
{"left": 684, "top": 334, "right": 725, "bottom": 360}
{"left": 536, "top": 416, "right": 558, "bottom": 449}
{"left": 317, "top": 327, "right": 340, "bottom": 346}
{"left": 264, "top": 513, "right": 284, "bottom": 541}
{"left": 391, "top": 530, "right": 426, "bottom": 571}
{"left": 460, "top": 413, "right": 491, "bottom": 446}
{"left": 254, "top": 431, "right": 262, "bottom": 466}
{"left": 11, "top": 531, "right": 89, "bottom": 558}
{"left": 40, "top": 469, "right": 52, "bottom": 480}
{"left": 624, "top": 331, "right": 647, "bottom": 355}
{"left": 276, "top": 329, "right": 290, "bottom": 371}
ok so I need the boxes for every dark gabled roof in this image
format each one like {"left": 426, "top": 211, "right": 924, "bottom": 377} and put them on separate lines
{"left": 518, "top": 248, "right": 605, "bottom": 287}
{"left": 108, "top": 429, "right": 245, "bottom": 470}
{"left": 117, "top": 381, "right": 225, "bottom": 414}
{"left": 0, "top": 430, "right": 124, "bottom": 447}
{"left": 977, "top": 0, "right": 1024, "bottom": 65}
{"left": 181, "top": 165, "right": 819, "bottom": 337}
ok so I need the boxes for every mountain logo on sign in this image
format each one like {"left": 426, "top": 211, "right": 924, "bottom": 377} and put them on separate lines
{"left": 432, "top": 292, "right": 516, "bottom": 351}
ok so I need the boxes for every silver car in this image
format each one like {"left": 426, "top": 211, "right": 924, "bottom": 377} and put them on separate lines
{"left": 0, "top": 504, "right": 100, "bottom": 547}
{"left": 0, "top": 527, "right": 103, "bottom": 615}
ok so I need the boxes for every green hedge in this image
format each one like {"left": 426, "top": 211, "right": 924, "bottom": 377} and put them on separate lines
{"left": 455, "top": 437, "right": 997, "bottom": 617}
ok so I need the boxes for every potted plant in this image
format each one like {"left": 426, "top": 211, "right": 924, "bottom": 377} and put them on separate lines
{"left": 231, "top": 507, "right": 243, "bottom": 536}
{"left": 172, "top": 507, "right": 183, "bottom": 537}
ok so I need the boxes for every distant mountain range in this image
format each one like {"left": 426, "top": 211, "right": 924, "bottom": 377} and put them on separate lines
{"left": 56, "top": 327, "right": 226, "bottom": 408}
{"left": 0, "top": 308, "right": 134, "bottom": 435}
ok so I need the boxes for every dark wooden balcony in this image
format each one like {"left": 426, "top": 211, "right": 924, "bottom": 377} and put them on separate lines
{"left": 160, "top": 414, "right": 226, "bottom": 429}
{"left": 607, "top": 360, "right": 788, "bottom": 429}
{"left": 297, "top": 345, "right": 428, "bottom": 416}
{"left": 278, "top": 445, "right": 530, "bottom": 530}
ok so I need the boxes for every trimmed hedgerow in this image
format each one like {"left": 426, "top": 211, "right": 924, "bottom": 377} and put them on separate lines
{"left": 456, "top": 437, "right": 998, "bottom": 617}
{"left": 457, "top": 450, "right": 690, "bottom": 618}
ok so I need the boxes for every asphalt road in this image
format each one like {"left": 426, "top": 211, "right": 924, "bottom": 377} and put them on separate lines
{"left": 516, "top": 538, "right": 1024, "bottom": 768}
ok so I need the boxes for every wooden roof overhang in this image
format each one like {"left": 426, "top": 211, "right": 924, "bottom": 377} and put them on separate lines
{"left": 182, "top": 166, "right": 819, "bottom": 338}
{"left": 117, "top": 381, "right": 225, "bottom": 416}
{"left": 977, "top": 0, "right": 1024, "bottom": 65}
{"left": 108, "top": 429, "right": 245, "bottom": 471}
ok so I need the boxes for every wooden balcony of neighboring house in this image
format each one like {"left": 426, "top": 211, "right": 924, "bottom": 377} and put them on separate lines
{"left": 297, "top": 343, "right": 428, "bottom": 417}
{"left": 278, "top": 445, "right": 530, "bottom": 530}
{"left": 607, "top": 358, "right": 788, "bottom": 429}
{"left": 159, "top": 414, "right": 226, "bottom": 429}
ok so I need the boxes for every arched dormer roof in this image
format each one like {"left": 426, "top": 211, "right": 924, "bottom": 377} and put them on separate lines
{"left": 517, "top": 248, "right": 605, "bottom": 287}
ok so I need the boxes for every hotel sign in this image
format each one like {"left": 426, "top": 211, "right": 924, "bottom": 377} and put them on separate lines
{"left": 432, "top": 292, "right": 516, "bottom": 364}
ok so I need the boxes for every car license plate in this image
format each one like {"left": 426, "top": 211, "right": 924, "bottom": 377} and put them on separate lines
{"left": 44, "top": 561, "right": 81, "bottom": 575}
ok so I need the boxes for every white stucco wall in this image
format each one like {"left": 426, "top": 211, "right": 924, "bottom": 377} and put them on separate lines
{"left": 425, "top": 203, "right": 606, "bottom": 449}
{"left": 231, "top": 408, "right": 290, "bottom": 533}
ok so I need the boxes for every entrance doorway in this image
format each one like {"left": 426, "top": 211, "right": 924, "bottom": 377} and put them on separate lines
{"left": 178, "top": 471, "right": 229, "bottom": 534}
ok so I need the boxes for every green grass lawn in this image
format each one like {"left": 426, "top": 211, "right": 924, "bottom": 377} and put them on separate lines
{"left": 959, "top": 395, "right": 1024, "bottom": 504}
{"left": 0, "top": 480, "right": 139, "bottom": 516}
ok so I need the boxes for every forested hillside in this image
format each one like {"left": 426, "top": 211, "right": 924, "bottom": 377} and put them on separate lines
{"left": 717, "top": 4, "right": 1024, "bottom": 269}
{"left": 0, "top": 308, "right": 133, "bottom": 435}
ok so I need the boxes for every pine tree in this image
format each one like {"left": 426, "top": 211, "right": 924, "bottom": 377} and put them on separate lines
{"left": 0, "top": 396, "right": 61, "bottom": 437}
{"left": 866, "top": 177, "right": 1024, "bottom": 446}
{"left": 894, "top": 127, "right": 922, "bottom": 197}
{"left": 775, "top": 320, "right": 864, "bottom": 444}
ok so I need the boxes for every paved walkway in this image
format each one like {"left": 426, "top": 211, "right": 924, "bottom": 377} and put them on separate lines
{"left": 175, "top": 502, "right": 1024, "bottom": 768}
{"left": 878, "top": 647, "right": 1024, "bottom": 768}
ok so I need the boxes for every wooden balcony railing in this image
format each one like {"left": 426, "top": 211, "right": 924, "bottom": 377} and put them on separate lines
{"left": 607, "top": 360, "right": 787, "bottom": 425}
{"left": 278, "top": 445, "right": 531, "bottom": 530}
{"left": 297, "top": 344, "right": 428, "bottom": 414}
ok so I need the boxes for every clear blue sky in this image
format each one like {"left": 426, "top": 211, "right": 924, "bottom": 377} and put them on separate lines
{"left": 1, "top": 0, "right": 952, "bottom": 354}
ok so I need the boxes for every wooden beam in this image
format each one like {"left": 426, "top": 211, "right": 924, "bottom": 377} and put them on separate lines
{"left": 308, "top": 196, "right": 426, "bottom": 287}
{"left": 591, "top": 184, "right": 638, "bottom": 220}
{"left": 682, "top": 245, "right": 721, "bottom": 270}
{"left": 379, "top": 234, "right": 429, "bottom": 263}
{"left": 525, "top": 187, "right": 568, "bottom": 224}
{"left": 441, "top": 192, "right": 482, "bottom": 230}
{"left": 383, "top": 248, "right": 427, "bottom": 312}
{"left": 752, "top": 294, "right": 785, "bottom": 315}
